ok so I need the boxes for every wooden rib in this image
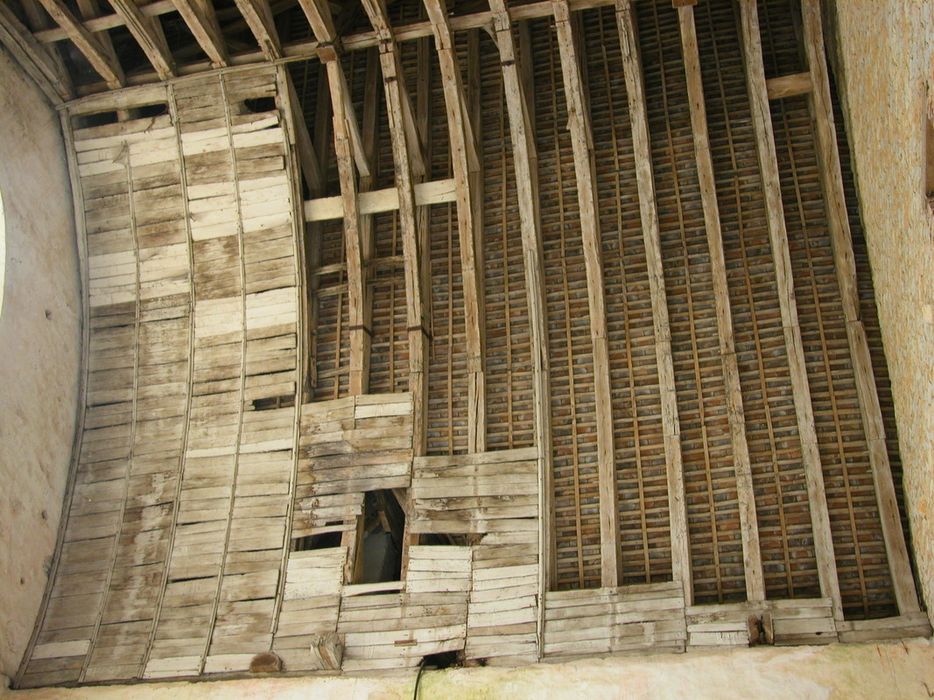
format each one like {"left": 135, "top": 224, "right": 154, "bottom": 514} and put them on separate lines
{"left": 615, "top": 0, "right": 690, "bottom": 600}
{"left": 170, "top": 0, "right": 227, "bottom": 67}
{"left": 286, "top": 73, "right": 325, "bottom": 195}
{"left": 677, "top": 1, "right": 764, "bottom": 603}
{"left": 424, "top": 0, "right": 487, "bottom": 453}
{"left": 299, "top": 0, "right": 371, "bottom": 178}
{"left": 326, "top": 58, "right": 369, "bottom": 395}
{"left": 553, "top": 0, "right": 618, "bottom": 587}
{"left": 737, "top": 0, "right": 842, "bottom": 619}
{"left": 800, "top": 0, "right": 919, "bottom": 614}
{"left": 490, "top": 0, "right": 552, "bottom": 654}
{"left": 360, "top": 0, "right": 430, "bottom": 455}
{"left": 107, "top": 0, "right": 174, "bottom": 79}
{"left": 766, "top": 71, "right": 811, "bottom": 100}
{"left": 234, "top": 0, "right": 281, "bottom": 60}
{"left": 0, "top": 2, "right": 72, "bottom": 103}
{"left": 35, "top": 0, "right": 124, "bottom": 89}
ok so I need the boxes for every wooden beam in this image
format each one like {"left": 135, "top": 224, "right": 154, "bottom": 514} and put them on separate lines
{"left": 424, "top": 0, "right": 487, "bottom": 454}
{"left": 286, "top": 73, "right": 325, "bottom": 195}
{"left": 35, "top": 0, "right": 124, "bottom": 89}
{"left": 800, "top": 0, "right": 919, "bottom": 614}
{"left": 490, "top": 0, "right": 553, "bottom": 653}
{"left": 360, "top": 0, "right": 430, "bottom": 456}
{"left": 737, "top": 0, "right": 842, "bottom": 619}
{"left": 615, "top": 0, "right": 690, "bottom": 600}
{"left": 677, "top": 2, "right": 764, "bottom": 603}
{"left": 553, "top": 0, "right": 618, "bottom": 587}
{"left": 170, "top": 0, "right": 228, "bottom": 67}
{"left": 766, "top": 71, "right": 811, "bottom": 101}
{"left": 107, "top": 0, "right": 174, "bottom": 79}
{"left": 0, "top": 3, "right": 72, "bottom": 103}
{"left": 234, "top": 0, "right": 282, "bottom": 60}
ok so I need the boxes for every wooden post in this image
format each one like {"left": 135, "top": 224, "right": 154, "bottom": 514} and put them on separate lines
{"left": 800, "top": 0, "right": 919, "bottom": 614}
{"left": 737, "top": 0, "right": 842, "bottom": 618}
{"left": 423, "top": 0, "right": 487, "bottom": 453}
{"left": 615, "top": 0, "right": 691, "bottom": 600}
{"left": 553, "top": 0, "right": 619, "bottom": 588}
{"left": 490, "top": 0, "right": 554, "bottom": 654}
{"left": 677, "top": 0, "right": 764, "bottom": 602}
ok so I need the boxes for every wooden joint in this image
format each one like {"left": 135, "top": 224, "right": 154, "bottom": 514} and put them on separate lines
{"left": 347, "top": 324, "right": 373, "bottom": 336}
{"left": 316, "top": 41, "right": 342, "bottom": 62}
{"left": 407, "top": 324, "right": 432, "bottom": 339}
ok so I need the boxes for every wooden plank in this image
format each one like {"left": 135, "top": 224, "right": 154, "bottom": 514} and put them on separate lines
{"left": 234, "top": 0, "right": 281, "bottom": 60}
{"left": 304, "top": 179, "right": 456, "bottom": 221}
{"left": 736, "top": 0, "right": 842, "bottom": 619}
{"left": 0, "top": 2, "right": 72, "bottom": 103}
{"left": 423, "top": 0, "right": 487, "bottom": 453}
{"left": 800, "top": 0, "right": 918, "bottom": 614}
{"left": 360, "top": 0, "right": 430, "bottom": 456}
{"left": 553, "top": 0, "right": 618, "bottom": 588}
{"left": 766, "top": 71, "right": 811, "bottom": 101}
{"left": 107, "top": 0, "right": 174, "bottom": 80}
{"left": 489, "top": 0, "right": 551, "bottom": 658}
{"left": 170, "top": 0, "right": 227, "bottom": 68}
{"left": 677, "top": 3, "right": 764, "bottom": 603}
{"left": 35, "top": 0, "right": 124, "bottom": 89}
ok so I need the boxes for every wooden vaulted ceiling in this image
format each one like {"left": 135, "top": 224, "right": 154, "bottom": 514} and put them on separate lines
{"left": 3, "top": 0, "right": 931, "bottom": 688}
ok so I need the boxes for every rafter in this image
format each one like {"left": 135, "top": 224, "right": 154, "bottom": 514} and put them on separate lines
{"left": 234, "top": 0, "right": 282, "bottom": 60}
{"left": 424, "top": 0, "right": 486, "bottom": 454}
{"left": 490, "top": 0, "right": 553, "bottom": 649}
{"left": 286, "top": 74, "right": 324, "bottom": 195}
{"left": 737, "top": 0, "right": 843, "bottom": 618}
{"left": 108, "top": 0, "right": 174, "bottom": 79}
{"left": 677, "top": 0, "right": 764, "bottom": 603}
{"left": 615, "top": 0, "right": 690, "bottom": 599}
{"left": 170, "top": 0, "right": 228, "bottom": 68}
{"left": 360, "top": 0, "right": 430, "bottom": 455}
{"left": 0, "top": 2, "right": 72, "bottom": 103}
{"left": 35, "top": 0, "right": 124, "bottom": 89}
{"left": 553, "top": 0, "right": 618, "bottom": 587}
{"left": 800, "top": 0, "right": 919, "bottom": 614}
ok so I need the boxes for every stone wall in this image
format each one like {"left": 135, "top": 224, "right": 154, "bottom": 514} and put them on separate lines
{"left": 831, "top": 0, "right": 934, "bottom": 621}
{"left": 0, "top": 47, "right": 81, "bottom": 676}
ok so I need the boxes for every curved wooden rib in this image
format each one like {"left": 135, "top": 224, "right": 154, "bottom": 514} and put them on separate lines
{"left": 423, "top": 0, "right": 487, "bottom": 454}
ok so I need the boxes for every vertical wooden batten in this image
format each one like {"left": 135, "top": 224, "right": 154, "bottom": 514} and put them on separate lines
{"left": 490, "top": 0, "right": 553, "bottom": 655}
{"left": 423, "top": 0, "right": 487, "bottom": 454}
{"left": 553, "top": 0, "right": 619, "bottom": 588}
{"left": 676, "top": 0, "right": 764, "bottom": 603}
{"left": 737, "top": 0, "right": 842, "bottom": 619}
{"left": 615, "top": 0, "right": 690, "bottom": 601}
{"left": 800, "top": 0, "right": 919, "bottom": 614}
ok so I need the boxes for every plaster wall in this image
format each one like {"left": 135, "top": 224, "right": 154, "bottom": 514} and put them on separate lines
{"left": 831, "top": 0, "right": 934, "bottom": 620}
{"left": 2, "top": 639, "right": 934, "bottom": 700}
{"left": 0, "top": 48, "right": 81, "bottom": 676}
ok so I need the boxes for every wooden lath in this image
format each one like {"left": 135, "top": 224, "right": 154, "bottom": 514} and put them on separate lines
{"left": 552, "top": 0, "right": 618, "bottom": 588}
{"left": 359, "top": 0, "right": 431, "bottom": 456}
{"left": 675, "top": 0, "right": 764, "bottom": 604}
{"left": 799, "top": 0, "right": 918, "bottom": 615}
{"left": 423, "top": 0, "right": 487, "bottom": 454}
{"left": 736, "top": 0, "right": 842, "bottom": 619}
